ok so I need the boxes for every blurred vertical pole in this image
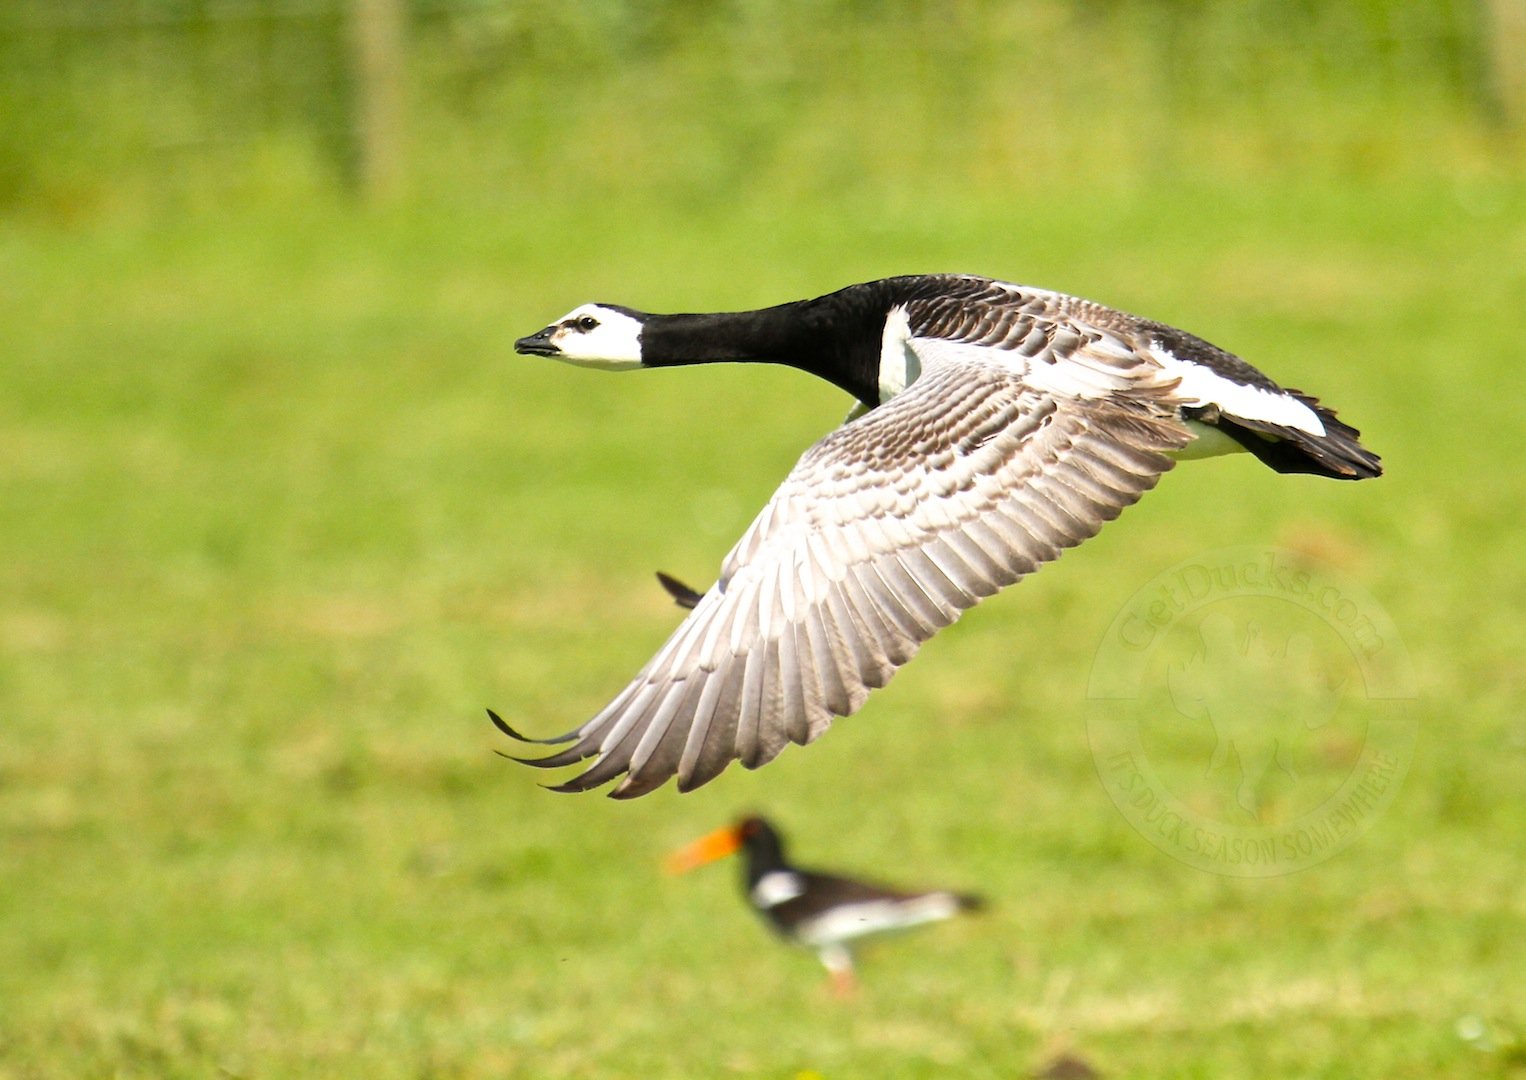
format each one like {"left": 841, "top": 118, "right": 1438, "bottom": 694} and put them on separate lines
{"left": 351, "top": 0, "right": 405, "bottom": 202}
{"left": 1485, "top": 0, "right": 1526, "bottom": 128}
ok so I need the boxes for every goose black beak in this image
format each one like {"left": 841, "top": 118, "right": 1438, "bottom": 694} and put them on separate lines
{"left": 515, "top": 327, "right": 560, "bottom": 356}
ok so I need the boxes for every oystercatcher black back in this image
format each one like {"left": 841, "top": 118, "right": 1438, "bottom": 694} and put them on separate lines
{"left": 666, "top": 815, "right": 983, "bottom": 995}
{"left": 497, "top": 274, "right": 1382, "bottom": 797}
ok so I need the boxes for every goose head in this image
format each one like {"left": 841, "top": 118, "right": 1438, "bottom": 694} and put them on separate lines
{"left": 515, "top": 303, "right": 646, "bottom": 370}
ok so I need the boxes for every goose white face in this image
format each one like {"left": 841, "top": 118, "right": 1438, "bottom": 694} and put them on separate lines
{"left": 514, "top": 303, "right": 645, "bottom": 370}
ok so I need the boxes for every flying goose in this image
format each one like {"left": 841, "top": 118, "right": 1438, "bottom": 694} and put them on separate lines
{"left": 500, "top": 274, "right": 1381, "bottom": 797}
{"left": 665, "top": 815, "right": 983, "bottom": 995}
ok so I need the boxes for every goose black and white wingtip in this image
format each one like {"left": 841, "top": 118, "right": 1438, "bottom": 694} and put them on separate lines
{"left": 505, "top": 274, "right": 1384, "bottom": 798}
{"left": 486, "top": 708, "right": 580, "bottom": 756}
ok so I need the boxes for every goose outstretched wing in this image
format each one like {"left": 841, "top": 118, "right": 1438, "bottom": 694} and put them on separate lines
{"left": 501, "top": 345, "right": 1190, "bottom": 797}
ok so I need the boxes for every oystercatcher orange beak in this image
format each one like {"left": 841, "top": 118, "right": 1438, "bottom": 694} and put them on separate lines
{"left": 664, "top": 824, "right": 744, "bottom": 875}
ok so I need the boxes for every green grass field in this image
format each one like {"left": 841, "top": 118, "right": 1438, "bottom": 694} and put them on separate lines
{"left": 5, "top": 175, "right": 1519, "bottom": 1073}
{"left": 3, "top": 139, "right": 1525, "bottom": 1077}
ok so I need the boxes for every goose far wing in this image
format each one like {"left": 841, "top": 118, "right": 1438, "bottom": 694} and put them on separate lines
{"left": 502, "top": 353, "right": 1190, "bottom": 797}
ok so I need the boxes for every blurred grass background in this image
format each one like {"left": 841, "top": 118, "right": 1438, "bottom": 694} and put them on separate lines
{"left": 2, "top": 1, "right": 1524, "bottom": 1077}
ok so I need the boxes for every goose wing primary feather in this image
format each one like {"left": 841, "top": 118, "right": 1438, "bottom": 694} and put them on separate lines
{"left": 506, "top": 344, "right": 1191, "bottom": 798}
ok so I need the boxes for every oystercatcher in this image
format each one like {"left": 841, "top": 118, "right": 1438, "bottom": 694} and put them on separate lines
{"left": 501, "top": 274, "right": 1381, "bottom": 797}
{"left": 666, "top": 815, "right": 984, "bottom": 995}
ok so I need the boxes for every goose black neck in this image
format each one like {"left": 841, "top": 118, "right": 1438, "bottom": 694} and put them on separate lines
{"left": 640, "top": 286, "right": 890, "bottom": 408}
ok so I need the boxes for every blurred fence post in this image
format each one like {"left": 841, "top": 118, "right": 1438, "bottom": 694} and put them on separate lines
{"left": 1486, "top": 0, "right": 1526, "bottom": 128}
{"left": 351, "top": 0, "right": 406, "bottom": 201}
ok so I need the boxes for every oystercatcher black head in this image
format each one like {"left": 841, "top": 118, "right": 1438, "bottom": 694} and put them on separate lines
{"left": 666, "top": 815, "right": 983, "bottom": 995}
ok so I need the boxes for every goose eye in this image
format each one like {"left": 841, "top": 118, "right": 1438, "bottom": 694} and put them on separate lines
{"left": 575, "top": 316, "right": 599, "bottom": 332}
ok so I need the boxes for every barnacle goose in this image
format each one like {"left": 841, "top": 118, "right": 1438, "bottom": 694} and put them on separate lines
{"left": 500, "top": 274, "right": 1381, "bottom": 797}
